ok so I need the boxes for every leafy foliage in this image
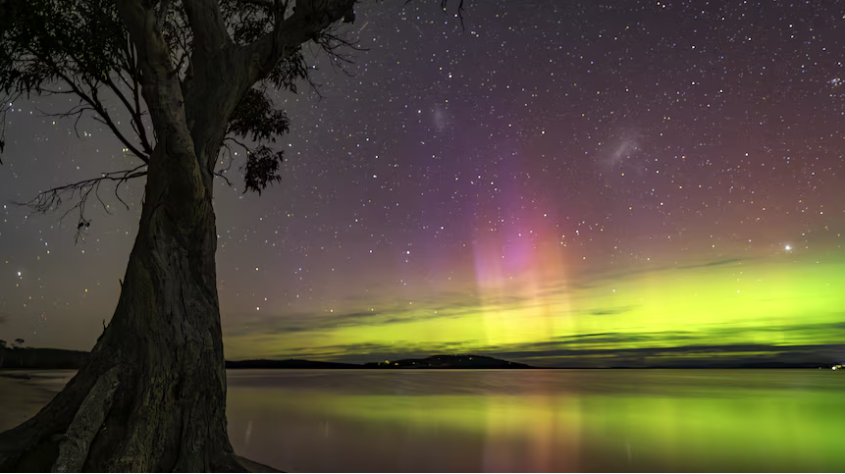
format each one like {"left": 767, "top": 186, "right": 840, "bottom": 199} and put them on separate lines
{"left": 0, "top": 0, "right": 151, "bottom": 164}
{"left": 228, "top": 87, "right": 290, "bottom": 194}
{"left": 266, "top": 49, "right": 311, "bottom": 94}
{"left": 227, "top": 88, "right": 290, "bottom": 143}
{"left": 243, "top": 146, "right": 285, "bottom": 195}
{"left": 0, "top": 0, "right": 353, "bottom": 222}
{"left": 0, "top": 0, "right": 128, "bottom": 98}
{"left": 220, "top": 0, "right": 278, "bottom": 46}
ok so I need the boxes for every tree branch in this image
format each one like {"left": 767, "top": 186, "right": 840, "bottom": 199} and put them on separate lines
{"left": 102, "top": 75, "right": 154, "bottom": 156}
{"left": 246, "top": 0, "right": 357, "bottom": 84}
{"left": 181, "top": 0, "right": 232, "bottom": 55}
{"left": 0, "top": 95, "right": 19, "bottom": 163}
{"left": 215, "top": 143, "right": 236, "bottom": 187}
{"left": 114, "top": 0, "right": 177, "bottom": 92}
{"left": 311, "top": 28, "right": 367, "bottom": 77}
{"left": 27, "top": 49, "right": 152, "bottom": 164}
{"left": 116, "top": 0, "right": 198, "bottom": 160}
{"left": 16, "top": 165, "right": 147, "bottom": 243}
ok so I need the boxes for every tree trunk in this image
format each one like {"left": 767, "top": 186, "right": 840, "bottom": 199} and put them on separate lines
{"left": 0, "top": 0, "right": 356, "bottom": 467}
{"left": 0, "top": 140, "right": 247, "bottom": 471}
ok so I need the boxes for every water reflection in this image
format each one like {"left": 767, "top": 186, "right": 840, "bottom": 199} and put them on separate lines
{"left": 226, "top": 369, "right": 845, "bottom": 472}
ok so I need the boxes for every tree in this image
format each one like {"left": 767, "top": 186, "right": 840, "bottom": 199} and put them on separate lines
{"left": 13, "top": 338, "right": 24, "bottom": 348}
{"left": 0, "top": 0, "right": 400, "bottom": 471}
{"left": 0, "top": 339, "right": 6, "bottom": 348}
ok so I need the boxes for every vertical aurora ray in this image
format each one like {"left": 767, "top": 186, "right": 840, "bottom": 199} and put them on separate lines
{"left": 468, "top": 158, "right": 575, "bottom": 348}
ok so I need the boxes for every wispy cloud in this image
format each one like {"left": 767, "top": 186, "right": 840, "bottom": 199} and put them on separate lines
{"left": 265, "top": 340, "right": 476, "bottom": 364}
{"left": 589, "top": 306, "right": 637, "bottom": 316}
{"left": 573, "top": 256, "right": 750, "bottom": 290}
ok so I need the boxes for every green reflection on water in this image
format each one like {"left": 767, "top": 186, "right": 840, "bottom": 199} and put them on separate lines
{"left": 227, "top": 370, "right": 845, "bottom": 472}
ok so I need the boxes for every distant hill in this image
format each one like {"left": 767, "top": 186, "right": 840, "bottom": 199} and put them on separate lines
{"left": 6, "top": 348, "right": 831, "bottom": 370}
{"left": 363, "top": 354, "right": 533, "bottom": 369}
{"left": 226, "top": 355, "right": 532, "bottom": 369}
{"left": 0, "top": 347, "right": 88, "bottom": 370}
{"left": 0, "top": 349, "right": 530, "bottom": 370}
{"left": 225, "top": 359, "right": 362, "bottom": 369}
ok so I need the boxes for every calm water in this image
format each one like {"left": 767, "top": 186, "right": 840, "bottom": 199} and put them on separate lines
{"left": 225, "top": 369, "right": 845, "bottom": 472}
{"left": 7, "top": 369, "right": 845, "bottom": 472}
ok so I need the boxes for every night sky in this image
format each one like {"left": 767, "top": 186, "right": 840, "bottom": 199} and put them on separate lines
{"left": 1, "top": 0, "right": 844, "bottom": 366}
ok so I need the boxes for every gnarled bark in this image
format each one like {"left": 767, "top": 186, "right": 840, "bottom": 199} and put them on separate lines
{"left": 53, "top": 366, "right": 121, "bottom": 473}
{"left": 0, "top": 136, "right": 243, "bottom": 471}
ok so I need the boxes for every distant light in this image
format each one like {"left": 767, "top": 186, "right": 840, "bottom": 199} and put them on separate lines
{"left": 785, "top": 245, "right": 792, "bottom": 251}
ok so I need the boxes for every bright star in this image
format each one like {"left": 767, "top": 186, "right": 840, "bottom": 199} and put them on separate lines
{"left": 785, "top": 245, "right": 791, "bottom": 251}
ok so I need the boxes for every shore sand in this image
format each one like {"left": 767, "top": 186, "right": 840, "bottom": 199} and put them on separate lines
{"left": 0, "top": 371, "right": 64, "bottom": 432}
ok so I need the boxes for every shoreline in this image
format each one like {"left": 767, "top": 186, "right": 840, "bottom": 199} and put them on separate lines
{"left": 0, "top": 370, "right": 65, "bottom": 433}
{"left": 0, "top": 371, "right": 282, "bottom": 472}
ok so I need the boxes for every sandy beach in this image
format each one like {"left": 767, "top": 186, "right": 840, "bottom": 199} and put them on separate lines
{"left": 0, "top": 371, "right": 73, "bottom": 433}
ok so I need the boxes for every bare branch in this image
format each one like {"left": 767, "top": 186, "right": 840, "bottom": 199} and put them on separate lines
{"left": 102, "top": 75, "right": 154, "bottom": 156}
{"left": 444, "top": 0, "right": 466, "bottom": 29}
{"left": 0, "top": 92, "right": 25, "bottom": 163}
{"left": 15, "top": 165, "right": 147, "bottom": 243}
{"left": 214, "top": 143, "right": 236, "bottom": 187}
{"left": 311, "top": 28, "right": 368, "bottom": 78}
{"left": 224, "top": 136, "right": 251, "bottom": 155}
{"left": 33, "top": 101, "right": 95, "bottom": 139}
{"left": 27, "top": 49, "right": 152, "bottom": 163}
{"left": 405, "top": 0, "right": 467, "bottom": 29}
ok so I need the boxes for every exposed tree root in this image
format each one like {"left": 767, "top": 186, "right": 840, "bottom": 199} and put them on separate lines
{"left": 52, "top": 366, "right": 121, "bottom": 473}
{"left": 235, "top": 455, "right": 282, "bottom": 472}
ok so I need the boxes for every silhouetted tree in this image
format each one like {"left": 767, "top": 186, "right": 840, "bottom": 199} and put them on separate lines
{"left": 0, "top": 339, "right": 6, "bottom": 349}
{"left": 0, "top": 0, "right": 464, "bottom": 471}
{"left": 13, "top": 338, "right": 24, "bottom": 348}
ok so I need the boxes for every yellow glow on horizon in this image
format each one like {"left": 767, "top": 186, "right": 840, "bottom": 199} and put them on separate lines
{"left": 225, "top": 251, "right": 845, "bottom": 363}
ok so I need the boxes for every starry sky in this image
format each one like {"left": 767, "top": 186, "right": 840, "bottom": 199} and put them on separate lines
{"left": 1, "top": 0, "right": 844, "bottom": 367}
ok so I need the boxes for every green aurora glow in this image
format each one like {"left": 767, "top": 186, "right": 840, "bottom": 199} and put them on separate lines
{"left": 224, "top": 250, "right": 845, "bottom": 365}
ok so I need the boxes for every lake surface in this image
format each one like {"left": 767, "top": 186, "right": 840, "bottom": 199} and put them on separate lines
{"left": 4, "top": 369, "right": 845, "bottom": 472}
{"left": 226, "top": 369, "right": 845, "bottom": 472}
